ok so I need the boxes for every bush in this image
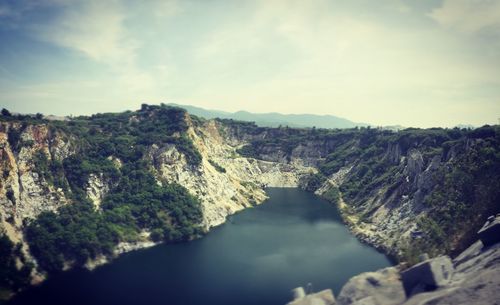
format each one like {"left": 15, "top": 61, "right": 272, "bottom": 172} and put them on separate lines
{"left": 0, "top": 234, "right": 32, "bottom": 291}
{"left": 208, "top": 159, "right": 226, "bottom": 173}
{"left": 323, "top": 187, "right": 340, "bottom": 204}
{"left": 303, "top": 173, "right": 326, "bottom": 192}
{"left": 1, "top": 108, "right": 12, "bottom": 116}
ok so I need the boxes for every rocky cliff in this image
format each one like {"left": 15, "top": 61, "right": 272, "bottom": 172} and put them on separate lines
{"left": 238, "top": 125, "right": 500, "bottom": 262}
{"left": 0, "top": 106, "right": 498, "bottom": 301}
{"left": 0, "top": 123, "right": 72, "bottom": 272}
{"left": 0, "top": 106, "right": 315, "bottom": 297}
{"left": 148, "top": 119, "right": 315, "bottom": 229}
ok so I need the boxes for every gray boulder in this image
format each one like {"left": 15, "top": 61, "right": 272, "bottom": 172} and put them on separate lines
{"left": 401, "top": 256, "right": 454, "bottom": 296}
{"left": 477, "top": 214, "right": 500, "bottom": 247}
{"left": 337, "top": 267, "right": 406, "bottom": 305}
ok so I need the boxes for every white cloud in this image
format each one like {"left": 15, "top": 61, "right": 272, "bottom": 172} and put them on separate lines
{"left": 429, "top": 0, "right": 500, "bottom": 34}
{"left": 2, "top": 0, "right": 499, "bottom": 127}
{"left": 152, "top": 0, "right": 183, "bottom": 18}
{"left": 182, "top": 0, "right": 500, "bottom": 127}
{"left": 24, "top": 0, "right": 183, "bottom": 102}
{"left": 34, "top": 1, "right": 137, "bottom": 65}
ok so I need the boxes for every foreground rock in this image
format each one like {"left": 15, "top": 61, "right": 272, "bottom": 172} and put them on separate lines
{"left": 400, "top": 255, "right": 454, "bottom": 296}
{"left": 292, "top": 238, "right": 500, "bottom": 305}
{"left": 337, "top": 267, "right": 405, "bottom": 305}
{"left": 401, "top": 241, "right": 500, "bottom": 305}
{"left": 287, "top": 287, "right": 336, "bottom": 305}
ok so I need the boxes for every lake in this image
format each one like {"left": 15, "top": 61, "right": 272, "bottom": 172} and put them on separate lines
{"left": 9, "top": 188, "right": 391, "bottom": 305}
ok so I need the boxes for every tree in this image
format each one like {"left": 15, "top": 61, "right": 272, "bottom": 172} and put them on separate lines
{"left": 1, "top": 108, "right": 12, "bottom": 116}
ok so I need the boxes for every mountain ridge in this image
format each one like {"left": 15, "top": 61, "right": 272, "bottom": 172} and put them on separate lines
{"left": 167, "top": 103, "right": 370, "bottom": 129}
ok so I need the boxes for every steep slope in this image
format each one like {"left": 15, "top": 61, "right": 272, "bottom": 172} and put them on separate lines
{"left": 237, "top": 125, "right": 500, "bottom": 262}
{"left": 0, "top": 105, "right": 314, "bottom": 298}
{"left": 148, "top": 116, "right": 315, "bottom": 229}
{"left": 1, "top": 105, "right": 498, "bottom": 301}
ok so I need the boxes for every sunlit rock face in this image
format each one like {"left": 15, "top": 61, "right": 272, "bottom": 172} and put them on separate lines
{"left": 148, "top": 120, "right": 315, "bottom": 229}
{"left": 1, "top": 110, "right": 498, "bottom": 300}
{"left": 0, "top": 124, "right": 70, "bottom": 253}
{"left": 86, "top": 173, "right": 110, "bottom": 209}
{"left": 0, "top": 116, "right": 315, "bottom": 277}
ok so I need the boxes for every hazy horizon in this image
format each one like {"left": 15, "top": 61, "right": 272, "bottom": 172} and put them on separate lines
{"left": 1, "top": 0, "right": 500, "bottom": 128}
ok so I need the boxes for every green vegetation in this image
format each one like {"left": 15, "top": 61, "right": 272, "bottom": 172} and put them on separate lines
{"left": 216, "top": 118, "right": 265, "bottom": 137}
{"left": 414, "top": 126, "right": 500, "bottom": 258}
{"left": 0, "top": 108, "right": 47, "bottom": 125}
{"left": 236, "top": 121, "right": 500, "bottom": 261}
{"left": 50, "top": 104, "right": 201, "bottom": 166}
{"left": 6, "top": 128, "right": 22, "bottom": 153}
{"left": 26, "top": 202, "right": 118, "bottom": 273}
{"left": 26, "top": 166, "right": 203, "bottom": 273}
{"left": 2, "top": 105, "right": 205, "bottom": 275}
{"left": 2, "top": 105, "right": 499, "bottom": 283}
{"left": 240, "top": 181, "right": 258, "bottom": 189}
{"left": 32, "top": 151, "right": 68, "bottom": 192}
{"left": 0, "top": 234, "right": 32, "bottom": 294}
{"left": 322, "top": 187, "right": 341, "bottom": 205}
{"left": 1, "top": 108, "right": 12, "bottom": 117}
{"left": 208, "top": 159, "right": 226, "bottom": 173}
{"left": 303, "top": 173, "right": 326, "bottom": 192}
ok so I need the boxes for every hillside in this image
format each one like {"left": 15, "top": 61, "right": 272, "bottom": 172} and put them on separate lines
{"left": 0, "top": 104, "right": 498, "bottom": 301}
{"left": 236, "top": 124, "right": 500, "bottom": 262}
{"left": 0, "top": 104, "right": 313, "bottom": 299}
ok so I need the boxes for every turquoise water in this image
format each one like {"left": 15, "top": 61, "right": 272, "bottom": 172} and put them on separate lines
{"left": 9, "top": 188, "right": 391, "bottom": 305}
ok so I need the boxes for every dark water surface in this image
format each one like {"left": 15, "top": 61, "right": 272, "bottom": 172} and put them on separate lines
{"left": 10, "top": 188, "right": 391, "bottom": 305}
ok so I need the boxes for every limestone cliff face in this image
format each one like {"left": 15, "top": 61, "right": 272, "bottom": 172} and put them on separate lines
{"left": 148, "top": 120, "right": 315, "bottom": 229}
{"left": 0, "top": 123, "right": 70, "bottom": 250}
{"left": 0, "top": 123, "right": 75, "bottom": 284}
{"left": 0, "top": 116, "right": 315, "bottom": 278}
{"left": 313, "top": 149, "right": 440, "bottom": 257}
{"left": 86, "top": 173, "right": 110, "bottom": 209}
{"left": 314, "top": 136, "right": 496, "bottom": 260}
{"left": 1, "top": 111, "right": 497, "bottom": 295}
{"left": 238, "top": 126, "right": 499, "bottom": 261}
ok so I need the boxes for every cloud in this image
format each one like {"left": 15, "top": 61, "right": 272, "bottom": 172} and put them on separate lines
{"left": 429, "top": 0, "right": 500, "bottom": 34}
{"left": 183, "top": 0, "right": 500, "bottom": 127}
{"left": 34, "top": 1, "right": 137, "bottom": 65}
{"left": 21, "top": 0, "right": 182, "bottom": 102}
{"left": 1, "top": 0, "right": 499, "bottom": 127}
{"left": 151, "top": 0, "right": 183, "bottom": 18}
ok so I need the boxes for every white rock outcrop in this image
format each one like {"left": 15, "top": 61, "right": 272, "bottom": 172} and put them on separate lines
{"left": 86, "top": 173, "right": 110, "bottom": 209}
{"left": 149, "top": 120, "right": 315, "bottom": 229}
{"left": 0, "top": 125, "right": 70, "bottom": 245}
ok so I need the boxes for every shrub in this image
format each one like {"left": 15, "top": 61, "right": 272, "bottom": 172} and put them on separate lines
{"left": 208, "top": 159, "right": 226, "bottom": 173}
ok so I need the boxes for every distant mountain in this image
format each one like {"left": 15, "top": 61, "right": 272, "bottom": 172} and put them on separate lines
{"left": 168, "top": 103, "right": 369, "bottom": 129}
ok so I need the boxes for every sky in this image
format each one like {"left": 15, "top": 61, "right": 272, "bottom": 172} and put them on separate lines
{"left": 0, "top": 0, "right": 499, "bottom": 128}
